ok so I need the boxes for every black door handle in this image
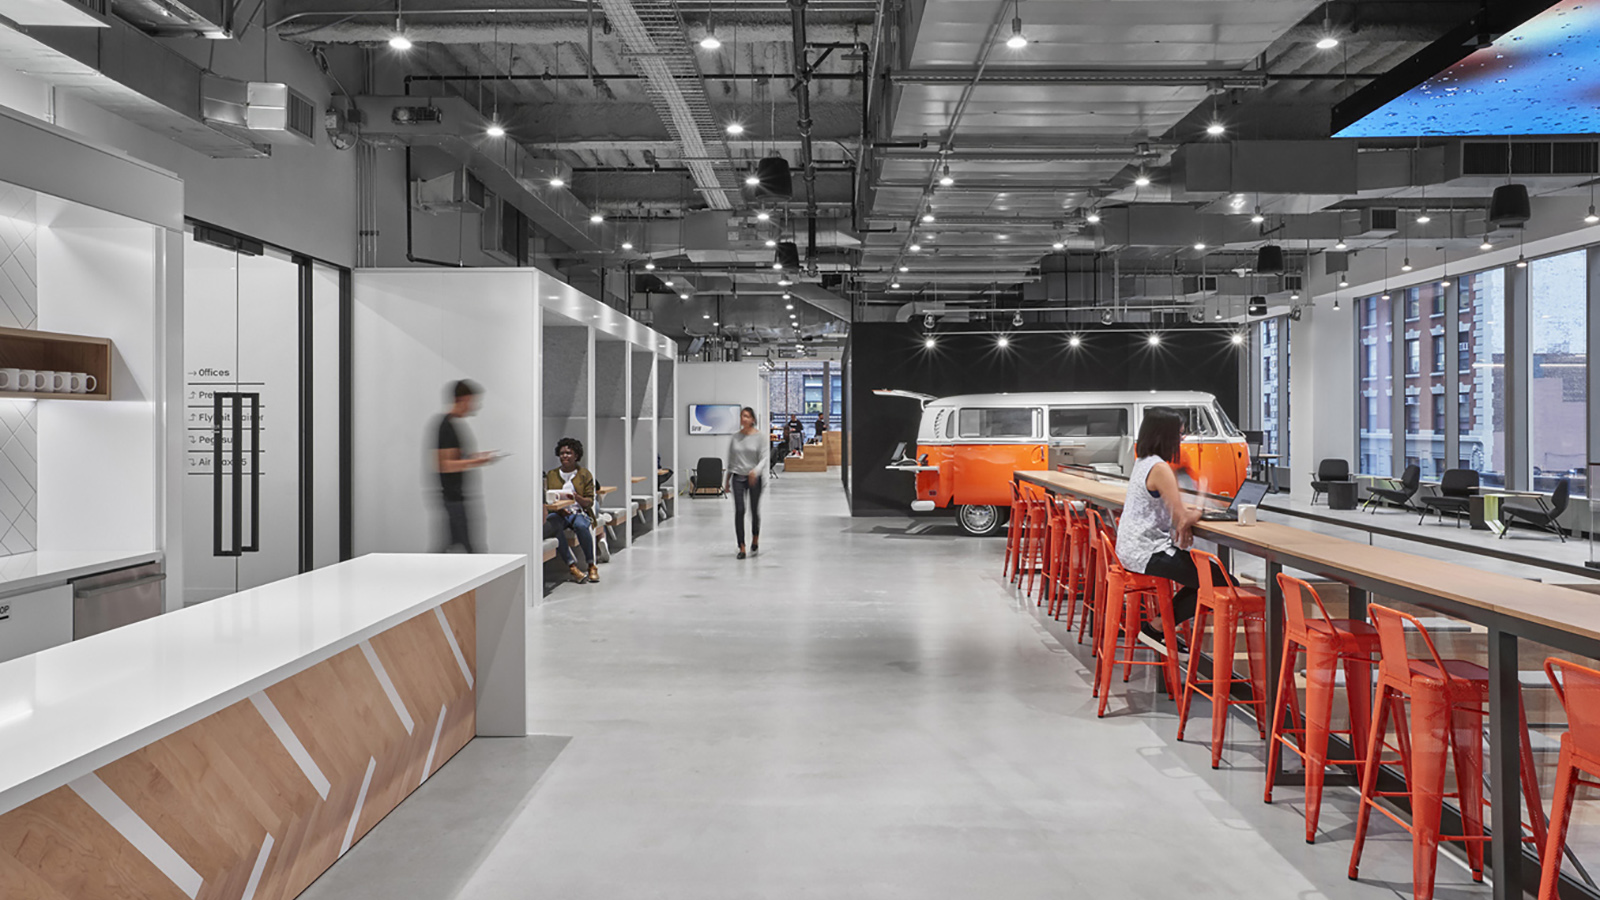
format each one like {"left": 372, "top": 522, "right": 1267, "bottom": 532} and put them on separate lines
{"left": 212, "top": 391, "right": 225, "bottom": 557}
{"left": 242, "top": 392, "right": 261, "bottom": 553}
{"left": 231, "top": 392, "right": 243, "bottom": 557}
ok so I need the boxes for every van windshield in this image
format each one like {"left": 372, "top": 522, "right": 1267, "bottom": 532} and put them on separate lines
{"left": 1211, "top": 402, "right": 1243, "bottom": 437}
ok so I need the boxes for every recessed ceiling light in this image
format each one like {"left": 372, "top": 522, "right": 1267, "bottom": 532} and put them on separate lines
{"left": 1316, "top": 36, "right": 1339, "bottom": 50}
{"left": 1206, "top": 122, "right": 1225, "bottom": 136}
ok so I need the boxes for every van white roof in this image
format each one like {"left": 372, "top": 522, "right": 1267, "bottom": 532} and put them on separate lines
{"left": 923, "top": 390, "right": 1218, "bottom": 408}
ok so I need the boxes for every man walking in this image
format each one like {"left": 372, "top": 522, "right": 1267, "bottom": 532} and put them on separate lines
{"left": 435, "top": 380, "right": 495, "bottom": 552}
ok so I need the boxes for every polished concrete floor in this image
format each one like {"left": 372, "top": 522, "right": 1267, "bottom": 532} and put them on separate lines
{"left": 313, "top": 473, "right": 1495, "bottom": 899}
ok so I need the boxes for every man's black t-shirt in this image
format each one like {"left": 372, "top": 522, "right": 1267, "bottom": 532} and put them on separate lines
{"left": 436, "top": 414, "right": 472, "bottom": 500}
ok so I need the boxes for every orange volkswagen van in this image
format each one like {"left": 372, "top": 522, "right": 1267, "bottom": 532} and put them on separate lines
{"left": 879, "top": 390, "right": 1249, "bottom": 535}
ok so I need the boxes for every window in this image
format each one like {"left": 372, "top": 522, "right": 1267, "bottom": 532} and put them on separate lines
{"left": 1146, "top": 406, "right": 1216, "bottom": 437}
{"left": 1458, "top": 268, "right": 1506, "bottom": 487}
{"left": 1048, "top": 407, "right": 1127, "bottom": 438}
{"left": 1432, "top": 395, "right": 1445, "bottom": 432}
{"left": 1431, "top": 335, "right": 1445, "bottom": 373}
{"left": 1212, "top": 402, "right": 1243, "bottom": 437}
{"left": 1405, "top": 399, "right": 1420, "bottom": 433}
{"left": 1405, "top": 338, "right": 1420, "bottom": 375}
{"left": 958, "top": 407, "right": 1034, "bottom": 438}
{"left": 1357, "top": 294, "right": 1394, "bottom": 476}
{"left": 944, "top": 411, "right": 956, "bottom": 439}
{"left": 1459, "top": 395, "right": 1471, "bottom": 433}
{"left": 1458, "top": 329, "right": 1471, "bottom": 371}
{"left": 1405, "top": 290, "right": 1420, "bottom": 321}
{"left": 1431, "top": 293, "right": 1445, "bottom": 317}
{"left": 1529, "top": 250, "right": 1588, "bottom": 495}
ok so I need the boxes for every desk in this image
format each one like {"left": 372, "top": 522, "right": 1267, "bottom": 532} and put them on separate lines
{"left": 1470, "top": 489, "right": 1547, "bottom": 534}
{"left": 1020, "top": 469, "right": 1600, "bottom": 900}
{"left": 0, "top": 553, "right": 528, "bottom": 899}
{"left": 1255, "top": 453, "right": 1281, "bottom": 492}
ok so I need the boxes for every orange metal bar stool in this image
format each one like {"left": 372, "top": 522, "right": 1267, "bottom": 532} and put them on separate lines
{"left": 1038, "top": 496, "right": 1070, "bottom": 606}
{"left": 1348, "top": 604, "right": 1547, "bottom": 900}
{"left": 1094, "top": 529, "right": 1181, "bottom": 715}
{"left": 1538, "top": 658, "right": 1600, "bottom": 900}
{"left": 1003, "top": 481, "right": 1026, "bottom": 582}
{"left": 1017, "top": 485, "right": 1051, "bottom": 596}
{"left": 1264, "top": 574, "right": 1382, "bottom": 843}
{"left": 1078, "top": 510, "right": 1111, "bottom": 649}
{"left": 1177, "top": 548, "right": 1269, "bottom": 768}
{"left": 1048, "top": 500, "right": 1088, "bottom": 620}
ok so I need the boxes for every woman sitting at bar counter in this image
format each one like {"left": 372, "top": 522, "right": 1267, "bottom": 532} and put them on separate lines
{"left": 1116, "top": 409, "right": 1229, "bottom": 651}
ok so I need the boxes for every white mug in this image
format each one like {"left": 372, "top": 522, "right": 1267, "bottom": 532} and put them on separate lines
{"left": 0, "top": 368, "right": 18, "bottom": 391}
{"left": 69, "top": 372, "right": 96, "bottom": 394}
{"left": 15, "top": 369, "right": 36, "bottom": 392}
{"left": 1237, "top": 504, "right": 1258, "bottom": 526}
{"left": 38, "top": 371, "right": 64, "bottom": 393}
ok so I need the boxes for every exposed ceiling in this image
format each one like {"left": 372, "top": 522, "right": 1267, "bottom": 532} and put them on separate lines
{"left": 6, "top": 0, "right": 1587, "bottom": 351}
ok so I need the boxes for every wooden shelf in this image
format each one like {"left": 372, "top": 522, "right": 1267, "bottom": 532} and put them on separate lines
{"left": 0, "top": 325, "right": 112, "bottom": 401}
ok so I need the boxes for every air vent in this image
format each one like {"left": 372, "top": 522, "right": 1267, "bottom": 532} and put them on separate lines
{"left": 1181, "top": 275, "right": 1218, "bottom": 294}
{"left": 1283, "top": 274, "right": 1304, "bottom": 291}
{"left": 479, "top": 193, "right": 523, "bottom": 264}
{"left": 1463, "top": 141, "right": 1599, "bottom": 176}
{"left": 1369, "top": 208, "right": 1399, "bottom": 232}
{"left": 413, "top": 168, "right": 486, "bottom": 214}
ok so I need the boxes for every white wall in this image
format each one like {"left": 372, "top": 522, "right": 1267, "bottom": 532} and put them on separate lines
{"left": 352, "top": 270, "right": 541, "bottom": 561}
{"left": 677, "top": 361, "right": 770, "bottom": 486}
{"left": 1288, "top": 301, "right": 1357, "bottom": 498}
{"left": 34, "top": 197, "right": 165, "bottom": 553}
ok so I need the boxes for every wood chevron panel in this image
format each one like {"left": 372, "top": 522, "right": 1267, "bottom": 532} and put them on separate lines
{"left": 0, "top": 592, "right": 477, "bottom": 900}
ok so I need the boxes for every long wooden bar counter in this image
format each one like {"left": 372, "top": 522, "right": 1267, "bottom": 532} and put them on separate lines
{"left": 1019, "top": 469, "right": 1600, "bottom": 900}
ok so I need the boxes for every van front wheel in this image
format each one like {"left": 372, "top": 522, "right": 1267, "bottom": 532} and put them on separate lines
{"left": 957, "top": 504, "right": 1006, "bottom": 537}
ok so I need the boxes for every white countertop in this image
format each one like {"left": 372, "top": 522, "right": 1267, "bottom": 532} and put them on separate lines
{"left": 0, "top": 552, "right": 527, "bottom": 814}
{"left": 0, "top": 549, "right": 162, "bottom": 595}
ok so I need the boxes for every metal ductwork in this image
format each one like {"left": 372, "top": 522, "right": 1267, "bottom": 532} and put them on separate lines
{"left": 201, "top": 77, "right": 317, "bottom": 146}
{"left": 0, "top": 11, "right": 269, "bottom": 157}
{"left": 277, "top": 16, "right": 863, "bottom": 45}
{"left": 357, "top": 94, "right": 615, "bottom": 253}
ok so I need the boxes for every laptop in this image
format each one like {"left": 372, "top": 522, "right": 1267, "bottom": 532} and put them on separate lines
{"left": 1199, "top": 480, "right": 1270, "bottom": 521}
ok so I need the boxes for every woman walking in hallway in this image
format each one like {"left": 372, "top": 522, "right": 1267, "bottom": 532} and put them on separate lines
{"left": 724, "top": 406, "right": 766, "bottom": 559}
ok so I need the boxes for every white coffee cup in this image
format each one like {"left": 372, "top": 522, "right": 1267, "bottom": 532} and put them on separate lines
{"left": 1237, "top": 504, "right": 1258, "bottom": 526}
{"left": 37, "top": 371, "right": 65, "bottom": 393}
{"left": 0, "top": 369, "right": 18, "bottom": 391}
{"left": 15, "top": 369, "right": 36, "bottom": 392}
{"left": 69, "top": 372, "right": 97, "bottom": 394}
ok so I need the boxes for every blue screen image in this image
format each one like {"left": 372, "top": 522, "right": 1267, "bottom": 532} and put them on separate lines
{"left": 1336, "top": 1, "right": 1600, "bottom": 137}
{"left": 687, "top": 404, "right": 743, "bottom": 435}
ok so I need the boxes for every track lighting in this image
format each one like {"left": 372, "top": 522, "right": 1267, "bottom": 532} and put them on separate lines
{"left": 938, "top": 165, "right": 954, "bottom": 187}
{"left": 1013, "top": 311, "right": 1024, "bottom": 327}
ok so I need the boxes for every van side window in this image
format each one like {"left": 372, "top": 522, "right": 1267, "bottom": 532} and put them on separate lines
{"left": 1049, "top": 407, "right": 1128, "bottom": 438}
{"left": 931, "top": 409, "right": 946, "bottom": 439}
{"left": 1145, "top": 406, "right": 1216, "bottom": 437}
{"left": 944, "top": 410, "right": 957, "bottom": 439}
{"left": 958, "top": 407, "right": 1034, "bottom": 438}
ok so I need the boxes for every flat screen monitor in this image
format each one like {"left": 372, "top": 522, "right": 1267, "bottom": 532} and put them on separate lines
{"left": 687, "top": 404, "right": 743, "bottom": 435}
{"left": 1334, "top": 0, "right": 1590, "bottom": 137}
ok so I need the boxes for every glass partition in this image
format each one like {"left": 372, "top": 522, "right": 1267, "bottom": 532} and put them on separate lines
{"left": 1529, "top": 250, "right": 1588, "bottom": 496}
{"left": 1358, "top": 293, "right": 1394, "bottom": 476}
{"left": 1402, "top": 283, "right": 1448, "bottom": 480}
{"left": 1458, "top": 269, "right": 1506, "bottom": 487}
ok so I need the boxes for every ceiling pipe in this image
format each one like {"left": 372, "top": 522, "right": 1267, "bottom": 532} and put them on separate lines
{"left": 892, "top": 67, "right": 1271, "bottom": 88}
{"left": 789, "top": 0, "right": 820, "bottom": 275}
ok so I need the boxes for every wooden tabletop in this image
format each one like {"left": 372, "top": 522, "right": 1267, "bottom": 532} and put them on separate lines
{"left": 1019, "top": 469, "right": 1600, "bottom": 647}
{"left": 631, "top": 476, "right": 646, "bottom": 483}
{"left": 597, "top": 485, "right": 618, "bottom": 496}
{"left": 546, "top": 498, "right": 576, "bottom": 512}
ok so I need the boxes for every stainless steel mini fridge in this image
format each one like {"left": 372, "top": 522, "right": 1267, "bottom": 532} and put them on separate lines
{"left": 72, "top": 562, "right": 165, "bottom": 640}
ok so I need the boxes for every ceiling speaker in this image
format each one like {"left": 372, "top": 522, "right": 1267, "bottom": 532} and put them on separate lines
{"left": 1255, "top": 245, "right": 1286, "bottom": 274}
{"left": 776, "top": 241, "right": 801, "bottom": 270}
{"left": 1489, "top": 183, "right": 1531, "bottom": 228}
{"left": 755, "top": 156, "right": 793, "bottom": 199}
{"left": 1248, "top": 295, "right": 1267, "bottom": 316}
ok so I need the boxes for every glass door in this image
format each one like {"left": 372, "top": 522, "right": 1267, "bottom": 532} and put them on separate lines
{"left": 181, "top": 235, "right": 303, "bottom": 604}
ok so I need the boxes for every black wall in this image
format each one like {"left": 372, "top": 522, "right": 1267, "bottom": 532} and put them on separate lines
{"left": 847, "top": 323, "right": 1244, "bottom": 515}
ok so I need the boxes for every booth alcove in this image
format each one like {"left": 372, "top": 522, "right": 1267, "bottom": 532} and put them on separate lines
{"left": 630, "top": 348, "right": 656, "bottom": 538}
{"left": 657, "top": 357, "right": 677, "bottom": 518}
{"left": 592, "top": 334, "right": 633, "bottom": 550}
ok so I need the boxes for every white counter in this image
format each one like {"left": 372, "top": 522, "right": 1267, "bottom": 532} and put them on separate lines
{"left": 0, "top": 549, "right": 161, "bottom": 596}
{"left": 0, "top": 552, "right": 528, "bottom": 814}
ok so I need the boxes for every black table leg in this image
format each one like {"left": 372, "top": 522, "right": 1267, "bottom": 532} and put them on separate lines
{"left": 1487, "top": 627, "right": 1521, "bottom": 900}
{"left": 1346, "top": 586, "right": 1368, "bottom": 623}
{"left": 1264, "top": 559, "right": 1285, "bottom": 781}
